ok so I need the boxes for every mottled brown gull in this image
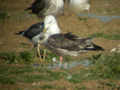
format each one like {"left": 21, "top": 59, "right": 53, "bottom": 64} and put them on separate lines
{"left": 39, "top": 15, "right": 103, "bottom": 62}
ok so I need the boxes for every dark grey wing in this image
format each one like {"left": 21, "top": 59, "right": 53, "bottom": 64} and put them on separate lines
{"left": 75, "top": 37, "right": 104, "bottom": 51}
{"left": 46, "top": 34, "right": 81, "bottom": 51}
{"left": 64, "top": 32, "right": 91, "bottom": 47}
{"left": 25, "top": 0, "right": 50, "bottom": 17}
{"left": 24, "top": 22, "right": 44, "bottom": 39}
{"left": 64, "top": 32, "right": 79, "bottom": 40}
{"left": 46, "top": 33, "right": 104, "bottom": 51}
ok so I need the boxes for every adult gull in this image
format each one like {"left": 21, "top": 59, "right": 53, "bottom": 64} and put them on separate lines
{"left": 16, "top": 22, "right": 44, "bottom": 59}
{"left": 25, "top": 0, "right": 64, "bottom": 17}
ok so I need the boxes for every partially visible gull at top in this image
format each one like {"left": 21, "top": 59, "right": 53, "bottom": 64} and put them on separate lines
{"left": 40, "top": 15, "right": 104, "bottom": 63}
{"left": 68, "top": 0, "right": 90, "bottom": 14}
{"left": 25, "top": 0, "right": 64, "bottom": 17}
{"left": 16, "top": 22, "right": 44, "bottom": 58}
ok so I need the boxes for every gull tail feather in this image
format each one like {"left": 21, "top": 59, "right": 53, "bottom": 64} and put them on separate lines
{"left": 93, "top": 44, "right": 104, "bottom": 51}
{"left": 24, "top": 6, "right": 32, "bottom": 11}
{"left": 85, "top": 43, "right": 104, "bottom": 51}
{"left": 15, "top": 31, "right": 25, "bottom": 36}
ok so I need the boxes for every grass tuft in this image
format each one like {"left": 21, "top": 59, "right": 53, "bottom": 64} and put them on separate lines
{"left": 19, "top": 51, "right": 34, "bottom": 63}
{"left": 90, "top": 53, "right": 120, "bottom": 79}
{"left": 0, "top": 11, "right": 9, "bottom": 20}
{"left": 0, "top": 76, "right": 16, "bottom": 84}
{"left": 90, "top": 32, "right": 120, "bottom": 40}
{"left": 0, "top": 51, "right": 34, "bottom": 64}
{"left": 68, "top": 53, "right": 120, "bottom": 83}
{"left": 40, "top": 85, "right": 54, "bottom": 89}
{"left": 0, "top": 52, "right": 18, "bottom": 64}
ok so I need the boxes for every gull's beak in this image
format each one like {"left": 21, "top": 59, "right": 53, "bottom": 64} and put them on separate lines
{"left": 44, "top": 24, "right": 49, "bottom": 31}
{"left": 43, "top": 28, "right": 47, "bottom": 33}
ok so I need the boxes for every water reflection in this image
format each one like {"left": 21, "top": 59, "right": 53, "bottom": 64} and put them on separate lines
{"left": 78, "top": 13, "right": 120, "bottom": 22}
{"left": 33, "top": 59, "right": 92, "bottom": 70}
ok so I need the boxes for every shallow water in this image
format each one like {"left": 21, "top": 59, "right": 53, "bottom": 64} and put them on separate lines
{"left": 78, "top": 13, "right": 120, "bottom": 22}
{"left": 33, "top": 59, "right": 92, "bottom": 70}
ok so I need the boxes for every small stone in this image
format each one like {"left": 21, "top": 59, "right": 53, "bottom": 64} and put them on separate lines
{"left": 64, "top": 62, "right": 68, "bottom": 69}
{"left": 118, "top": 44, "right": 120, "bottom": 47}
{"left": 52, "top": 57, "right": 57, "bottom": 62}
{"left": 37, "top": 82, "right": 41, "bottom": 85}
{"left": 66, "top": 75, "right": 72, "bottom": 80}
{"left": 32, "top": 82, "right": 37, "bottom": 86}
{"left": 111, "top": 48, "right": 117, "bottom": 52}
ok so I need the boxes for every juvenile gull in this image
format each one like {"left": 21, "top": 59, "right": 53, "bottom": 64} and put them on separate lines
{"left": 40, "top": 15, "right": 104, "bottom": 62}
{"left": 25, "top": 0, "right": 64, "bottom": 17}
{"left": 16, "top": 22, "right": 44, "bottom": 59}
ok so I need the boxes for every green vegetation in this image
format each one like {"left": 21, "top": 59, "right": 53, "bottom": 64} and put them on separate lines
{"left": 40, "top": 85, "right": 54, "bottom": 89}
{"left": 90, "top": 53, "right": 120, "bottom": 79}
{"left": 67, "top": 53, "right": 120, "bottom": 83}
{"left": 68, "top": 69, "right": 90, "bottom": 83}
{"left": 0, "top": 52, "right": 18, "bottom": 64}
{"left": 0, "top": 11, "right": 8, "bottom": 19}
{"left": 32, "top": 85, "right": 66, "bottom": 90}
{"left": 1, "top": 52, "right": 120, "bottom": 82}
{"left": 0, "top": 51, "right": 34, "bottom": 64}
{"left": 0, "top": 64, "right": 68, "bottom": 84}
{"left": 0, "top": 65, "right": 34, "bottom": 84}
{"left": 0, "top": 52, "right": 120, "bottom": 90}
{"left": 43, "top": 50, "right": 59, "bottom": 63}
{"left": 79, "top": 17, "right": 88, "bottom": 21}
{"left": 0, "top": 0, "right": 120, "bottom": 89}
{"left": 98, "top": 81, "right": 120, "bottom": 90}
{"left": 0, "top": 49, "right": 75, "bottom": 64}
{"left": 90, "top": 32, "right": 120, "bottom": 40}
{"left": 20, "top": 71, "right": 67, "bottom": 83}
{"left": 19, "top": 51, "right": 34, "bottom": 63}
{"left": 19, "top": 42, "right": 30, "bottom": 48}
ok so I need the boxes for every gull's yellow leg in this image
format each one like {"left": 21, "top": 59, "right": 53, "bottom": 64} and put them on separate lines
{"left": 37, "top": 43, "right": 41, "bottom": 58}
{"left": 33, "top": 47, "right": 38, "bottom": 60}
{"left": 37, "top": 43, "right": 44, "bottom": 63}
{"left": 43, "top": 49, "right": 47, "bottom": 61}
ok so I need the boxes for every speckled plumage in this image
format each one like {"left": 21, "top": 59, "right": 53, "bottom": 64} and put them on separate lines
{"left": 44, "top": 32, "right": 104, "bottom": 56}
{"left": 39, "top": 15, "right": 103, "bottom": 56}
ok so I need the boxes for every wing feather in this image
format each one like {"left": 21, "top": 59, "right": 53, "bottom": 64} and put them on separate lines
{"left": 46, "top": 34, "right": 80, "bottom": 51}
{"left": 24, "top": 22, "right": 44, "bottom": 39}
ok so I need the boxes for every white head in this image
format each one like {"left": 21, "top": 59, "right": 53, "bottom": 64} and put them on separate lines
{"left": 44, "top": 15, "right": 57, "bottom": 29}
{"left": 44, "top": 15, "right": 61, "bottom": 40}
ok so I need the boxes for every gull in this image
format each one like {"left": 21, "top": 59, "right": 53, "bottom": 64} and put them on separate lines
{"left": 39, "top": 15, "right": 104, "bottom": 63}
{"left": 25, "top": 0, "right": 64, "bottom": 17}
{"left": 16, "top": 22, "right": 44, "bottom": 60}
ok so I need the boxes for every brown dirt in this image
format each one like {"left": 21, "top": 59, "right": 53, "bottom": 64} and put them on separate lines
{"left": 0, "top": 0, "right": 120, "bottom": 89}
{"left": 0, "top": 0, "right": 120, "bottom": 53}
